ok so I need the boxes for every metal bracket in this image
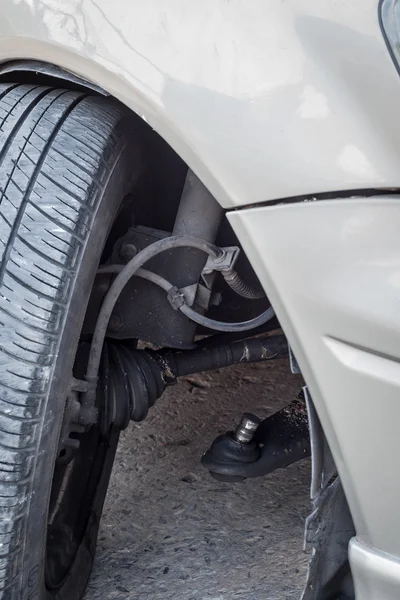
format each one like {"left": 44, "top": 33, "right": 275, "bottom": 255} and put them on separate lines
{"left": 203, "top": 246, "right": 240, "bottom": 275}
{"left": 167, "top": 287, "right": 185, "bottom": 310}
{"left": 179, "top": 283, "right": 205, "bottom": 307}
{"left": 179, "top": 283, "right": 221, "bottom": 309}
{"left": 202, "top": 246, "right": 240, "bottom": 288}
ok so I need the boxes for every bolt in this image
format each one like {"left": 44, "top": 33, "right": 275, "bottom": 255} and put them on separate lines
{"left": 120, "top": 243, "right": 137, "bottom": 262}
{"left": 233, "top": 412, "right": 260, "bottom": 444}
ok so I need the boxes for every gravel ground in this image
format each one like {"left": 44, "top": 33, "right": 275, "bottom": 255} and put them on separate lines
{"left": 85, "top": 357, "right": 311, "bottom": 600}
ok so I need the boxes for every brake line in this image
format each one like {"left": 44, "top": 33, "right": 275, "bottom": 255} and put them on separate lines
{"left": 98, "top": 264, "right": 274, "bottom": 333}
{"left": 85, "top": 235, "right": 274, "bottom": 400}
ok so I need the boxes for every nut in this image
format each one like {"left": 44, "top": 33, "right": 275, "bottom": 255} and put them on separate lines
{"left": 120, "top": 243, "right": 137, "bottom": 262}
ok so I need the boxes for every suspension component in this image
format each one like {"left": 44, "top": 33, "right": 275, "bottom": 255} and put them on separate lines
{"left": 201, "top": 398, "right": 311, "bottom": 482}
{"left": 159, "top": 170, "right": 225, "bottom": 347}
{"left": 233, "top": 413, "right": 261, "bottom": 443}
{"left": 106, "top": 171, "right": 225, "bottom": 348}
{"left": 98, "top": 334, "right": 288, "bottom": 431}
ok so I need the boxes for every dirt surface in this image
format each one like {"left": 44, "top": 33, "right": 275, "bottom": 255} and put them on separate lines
{"left": 85, "top": 357, "right": 311, "bottom": 600}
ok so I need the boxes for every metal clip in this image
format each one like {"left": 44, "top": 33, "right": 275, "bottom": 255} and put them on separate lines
{"left": 203, "top": 246, "right": 240, "bottom": 275}
{"left": 202, "top": 246, "right": 240, "bottom": 288}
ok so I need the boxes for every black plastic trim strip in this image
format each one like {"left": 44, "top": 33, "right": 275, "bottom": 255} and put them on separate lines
{"left": 229, "top": 188, "right": 400, "bottom": 212}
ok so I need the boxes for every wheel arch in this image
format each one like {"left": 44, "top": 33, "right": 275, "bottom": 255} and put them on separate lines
{"left": 1, "top": 0, "right": 400, "bottom": 210}
{"left": 0, "top": 51, "right": 228, "bottom": 209}
{"left": 0, "top": 59, "right": 108, "bottom": 94}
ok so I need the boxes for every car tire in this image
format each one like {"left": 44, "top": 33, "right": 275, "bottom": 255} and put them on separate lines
{"left": 0, "top": 83, "right": 141, "bottom": 599}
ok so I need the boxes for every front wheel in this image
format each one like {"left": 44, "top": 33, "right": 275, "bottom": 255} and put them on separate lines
{"left": 0, "top": 83, "right": 141, "bottom": 599}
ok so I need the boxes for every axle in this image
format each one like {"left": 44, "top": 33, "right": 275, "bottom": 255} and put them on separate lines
{"left": 100, "top": 333, "right": 289, "bottom": 430}
{"left": 101, "top": 334, "right": 310, "bottom": 481}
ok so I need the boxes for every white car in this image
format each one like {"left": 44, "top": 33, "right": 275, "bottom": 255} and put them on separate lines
{"left": 0, "top": 1, "right": 398, "bottom": 599}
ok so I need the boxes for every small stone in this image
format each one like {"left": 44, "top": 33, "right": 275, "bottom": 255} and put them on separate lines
{"left": 181, "top": 473, "right": 198, "bottom": 484}
{"left": 242, "top": 375, "right": 260, "bottom": 384}
{"left": 185, "top": 376, "right": 211, "bottom": 389}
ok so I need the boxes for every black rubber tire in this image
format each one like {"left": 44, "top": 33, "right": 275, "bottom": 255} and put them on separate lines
{"left": 0, "top": 83, "right": 141, "bottom": 599}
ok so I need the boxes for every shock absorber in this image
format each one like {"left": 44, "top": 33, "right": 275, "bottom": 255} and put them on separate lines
{"left": 154, "top": 170, "right": 224, "bottom": 348}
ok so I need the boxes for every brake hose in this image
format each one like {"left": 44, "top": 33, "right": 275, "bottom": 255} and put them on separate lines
{"left": 98, "top": 264, "right": 274, "bottom": 332}
{"left": 86, "top": 235, "right": 275, "bottom": 393}
{"left": 86, "top": 235, "right": 220, "bottom": 387}
{"left": 179, "top": 304, "right": 275, "bottom": 332}
{"left": 222, "top": 268, "right": 266, "bottom": 300}
{"left": 97, "top": 265, "right": 172, "bottom": 292}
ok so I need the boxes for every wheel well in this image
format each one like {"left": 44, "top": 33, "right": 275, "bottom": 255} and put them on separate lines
{"left": 0, "top": 60, "right": 107, "bottom": 94}
{"left": 0, "top": 61, "right": 262, "bottom": 321}
{"left": 0, "top": 60, "right": 188, "bottom": 227}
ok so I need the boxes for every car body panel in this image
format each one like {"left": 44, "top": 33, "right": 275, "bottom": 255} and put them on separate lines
{"left": 228, "top": 196, "right": 400, "bottom": 600}
{"left": 1, "top": 2, "right": 400, "bottom": 598}
{"left": 350, "top": 539, "right": 400, "bottom": 600}
{"left": 1, "top": 0, "right": 400, "bottom": 208}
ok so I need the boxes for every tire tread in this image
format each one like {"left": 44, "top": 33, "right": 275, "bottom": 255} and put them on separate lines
{"left": 0, "top": 84, "right": 128, "bottom": 597}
